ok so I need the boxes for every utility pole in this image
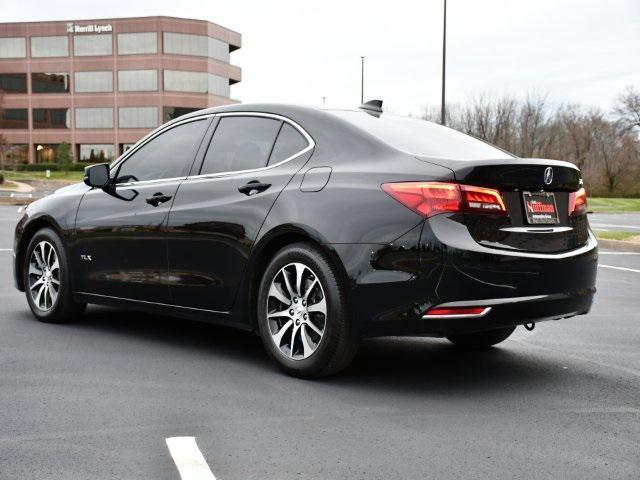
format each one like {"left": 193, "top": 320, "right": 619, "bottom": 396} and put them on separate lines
{"left": 440, "top": 0, "right": 447, "bottom": 125}
{"left": 322, "top": 96, "right": 326, "bottom": 105}
{"left": 360, "top": 56, "right": 365, "bottom": 104}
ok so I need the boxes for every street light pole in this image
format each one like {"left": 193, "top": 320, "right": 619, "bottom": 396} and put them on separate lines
{"left": 360, "top": 56, "right": 365, "bottom": 104}
{"left": 441, "top": 0, "right": 447, "bottom": 125}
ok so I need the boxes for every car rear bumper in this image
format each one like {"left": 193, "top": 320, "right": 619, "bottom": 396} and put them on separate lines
{"left": 332, "top": 216, "right": 598, "bottom": 338}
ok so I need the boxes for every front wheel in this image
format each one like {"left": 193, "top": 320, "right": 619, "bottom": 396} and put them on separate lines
{"left": 446, "top": 326, "right": 515, "bottom": 348}
{"left": 257, "top": 242, "right": 357, "bottom": 378}
{"left": 23, "top": 227, "right": 86, "bottom": 323}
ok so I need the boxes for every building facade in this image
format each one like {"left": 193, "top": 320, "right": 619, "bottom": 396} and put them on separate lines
{"left": 0, "top": 16, "right": 241, "bottom": 165}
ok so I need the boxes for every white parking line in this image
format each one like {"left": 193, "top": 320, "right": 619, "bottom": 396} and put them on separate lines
{"left": 599, "top": 251, "right": 640, "bottom": 255}
{"left": 591, "top": 223, "right": 640, "bottom": 230}
{"left": 599, "top": 264, "right": 640, "bottom": 273}
{"left": 166, "top": 437, "right": 216, "bottom": 480}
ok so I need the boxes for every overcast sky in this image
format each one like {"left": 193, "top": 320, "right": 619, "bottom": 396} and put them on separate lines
{"left": 4, "top": 0, "right": 639, "bottom": 115}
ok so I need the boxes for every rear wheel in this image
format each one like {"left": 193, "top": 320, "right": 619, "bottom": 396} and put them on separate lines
{"left": 257, "top": 242, "right": 357, "bottom": 378}
{"left": 23, "top": 228, "right": 86, "bottom": 323}
{"left": 446, "top": 326, "right": 515, "bottom": 348}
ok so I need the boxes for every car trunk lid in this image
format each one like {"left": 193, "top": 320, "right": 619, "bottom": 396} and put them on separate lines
{"left": 416, "top": 157, "right": 589, "bottom": 254}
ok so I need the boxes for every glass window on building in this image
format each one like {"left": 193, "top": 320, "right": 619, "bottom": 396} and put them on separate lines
{"left": 31, "top": 36, "right": 69, "bottom": 57}
{"left": 207, "top": 36, "right": 230, "bottom": 63}
{"left": 164, "top": 70, "right": 207, "bottom": 93}
{"left": 74, "top": 71, "right": 112, "bottom": 93}
{"left": 0, "top": 73, "right": 27, "bottom": 93}
{"left": 33, "top": 108, "right": 70, "bottom": 129}
{"left": 4, "top": 144, "right": 29, "bottom": 166}
{"left": 73, "top": 34, "right": 112, "bottom": 56}
{"left": 35, "top": 144, "right": 59, "bottom": 163}
{"left": 163, "top": 106, "right": 200, "bottom": 122}
{"left": 163, "top": 32, "right": 229, "bottom": 62}
{"left": 0, "top": 37, "right": 26, "bottom": 58}
{"left": 119, "top": 107, "right": 158, "bottom": 128}
{"left": 78, "top": 144, "right": 116, "bottom": 163}
{"left": 118, "top": 70, "right": 157, "bottom": 92}
{"left": 208, "top": 73, "right": 230, "bottom": 97}
{"left": 163, "top": 70, "right": 230, "bottom": 96}
{"left": 31, "top": 73, "right": 70, "bottom": 93}
{"left": 75, "top": 108, "right": 114, "bottom": 129}
{"left": 117, "top": 32, "right": 157, "bottom": 55}
{"left": 119, "top": 143, "right": 135, "bottom": 155}
{"left": 0, "top": 108, "right": 28, "bottom": 129}
{"left": 163, "top": 32, "right": 207, "bottom": 57}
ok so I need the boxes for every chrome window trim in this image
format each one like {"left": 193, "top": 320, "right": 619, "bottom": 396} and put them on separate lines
{"left": 108, "top": 112, "right": 314, "bottom": 187}
{"left": 185, "top": 111, "right": 315, "bottom": 181}
{"left": 108, "top": 114, "right": 214, "bottom": 187}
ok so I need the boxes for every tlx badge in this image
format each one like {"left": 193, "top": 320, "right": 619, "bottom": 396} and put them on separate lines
{"left": 80, "top": 254, "right": 92, "bottom": 261}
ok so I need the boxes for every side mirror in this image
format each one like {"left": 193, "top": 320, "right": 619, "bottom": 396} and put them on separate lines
{"left": 84, "top": 163, "right": 110, "bottom": 188}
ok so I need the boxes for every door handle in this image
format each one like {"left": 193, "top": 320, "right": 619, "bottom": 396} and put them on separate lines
{"left": 238, "top": 181, "right": 271, "bottom": 196}
{"left": 145, "top": 192, "right": 172, "bottom": 207}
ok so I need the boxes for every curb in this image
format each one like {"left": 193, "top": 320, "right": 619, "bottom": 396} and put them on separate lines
{"left": 0, "top": 180, "right": 35, "bottom": 193}
{"left": 597, "top": 238, "right": 640, "bottom": 253}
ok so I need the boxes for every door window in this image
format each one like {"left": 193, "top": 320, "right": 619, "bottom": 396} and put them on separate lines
{"left": 199, "top": 116, "right": 281, "bottom": 175}
{"left": 115, "top": 118, "right": 209, "bottom": 183}
{"left": 268, "top": 123, "right": 309, "bottom": 165}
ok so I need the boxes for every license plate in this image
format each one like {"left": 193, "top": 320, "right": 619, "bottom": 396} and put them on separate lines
{"left": 523, "top": 192, "right": 559, "bottom": 224}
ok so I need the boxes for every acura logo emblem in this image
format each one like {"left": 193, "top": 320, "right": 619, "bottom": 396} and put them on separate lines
{"left": 544, "top": 167, "right": 553, "bottom": 185}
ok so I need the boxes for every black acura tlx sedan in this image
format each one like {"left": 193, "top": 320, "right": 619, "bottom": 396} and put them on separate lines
{"left": 13, "top": 101, "right": 597, "bottom": 377}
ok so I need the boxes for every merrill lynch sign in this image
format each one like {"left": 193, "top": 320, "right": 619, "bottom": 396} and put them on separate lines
{"left": 66, "top": 23, "right": 113, "bottom": 34}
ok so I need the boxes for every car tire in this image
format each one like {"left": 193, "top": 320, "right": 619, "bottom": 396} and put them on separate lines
{"left": 257, "top": 242, "right": 358, "bottom": 378}
{"left": 446, "top": 326, "right": 516, "bottom": 348}
{"left": 23, "top": 227, "right": 86, "bottom": 323}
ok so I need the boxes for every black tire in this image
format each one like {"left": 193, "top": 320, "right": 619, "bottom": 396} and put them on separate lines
{"left": 257, "top": 242, "right": 358, "bottom": 378}
{"left": 446, "top": 326, "right": 516, "bottom": 348}
{"left": 23, "top": 227, "right": 86, "bottom": 323}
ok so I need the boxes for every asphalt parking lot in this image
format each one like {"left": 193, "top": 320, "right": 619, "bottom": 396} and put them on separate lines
{"left": 0, "top": 205, "right": 639, "bottom": 480}
{"left": 590, "top": 212, "right": 640, "bottom": 233}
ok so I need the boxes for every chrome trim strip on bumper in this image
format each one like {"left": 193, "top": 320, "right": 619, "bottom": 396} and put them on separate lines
{"left": 499, "top": 226, "right": 573, "bottom": 234}
{"left": 436, "top": 295, "right": 551, "bottom": 308}
{"left": 481, "top": 231, "right": 597, "bottom": 260}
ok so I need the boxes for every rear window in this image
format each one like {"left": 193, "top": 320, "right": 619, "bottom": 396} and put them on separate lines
{"left": 329, "top": 110, "right": 514, "bottom": 160}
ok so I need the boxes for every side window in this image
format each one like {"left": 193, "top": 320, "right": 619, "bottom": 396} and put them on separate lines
{"left": 268, "top": 123, "right": 309, "bottom": 165}
{"left": 116, "top": 118, "right": 209, "bottom": 183}
{"left": 199, "top": 116, "right": 281, "bottom": 175}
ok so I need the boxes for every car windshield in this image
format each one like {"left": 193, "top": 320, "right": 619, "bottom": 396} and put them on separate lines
{"left": 329, "top": 110, "right": 514, "bottom": 160}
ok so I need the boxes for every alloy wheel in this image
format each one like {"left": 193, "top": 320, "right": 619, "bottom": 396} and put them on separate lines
{"left": 28, "top": 240, "right": 60, "bottom": 311}
{"left": 266, "top": 262, "right": 327, "bottom": 360}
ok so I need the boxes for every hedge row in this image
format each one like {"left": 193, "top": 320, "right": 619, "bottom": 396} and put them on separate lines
{"left": 5, "top": 163, "right": 97, "bottom": 172}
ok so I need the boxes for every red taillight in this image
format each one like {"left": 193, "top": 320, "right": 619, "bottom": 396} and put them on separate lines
{"left": 382, "top": 181, "right": 507, "bottom": 218}
{"left": 424, "top": 306, "right": 490, "bottom": 317}
{"left": 568, "top": 187, "right": 587, "bottom": 216}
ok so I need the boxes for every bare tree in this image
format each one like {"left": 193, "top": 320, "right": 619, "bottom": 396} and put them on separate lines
{"left": 614, "top": 85, "right": 640, "bottom": 132}
{"left": 419, "top": 88, "right": 640, "bottom": 196}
